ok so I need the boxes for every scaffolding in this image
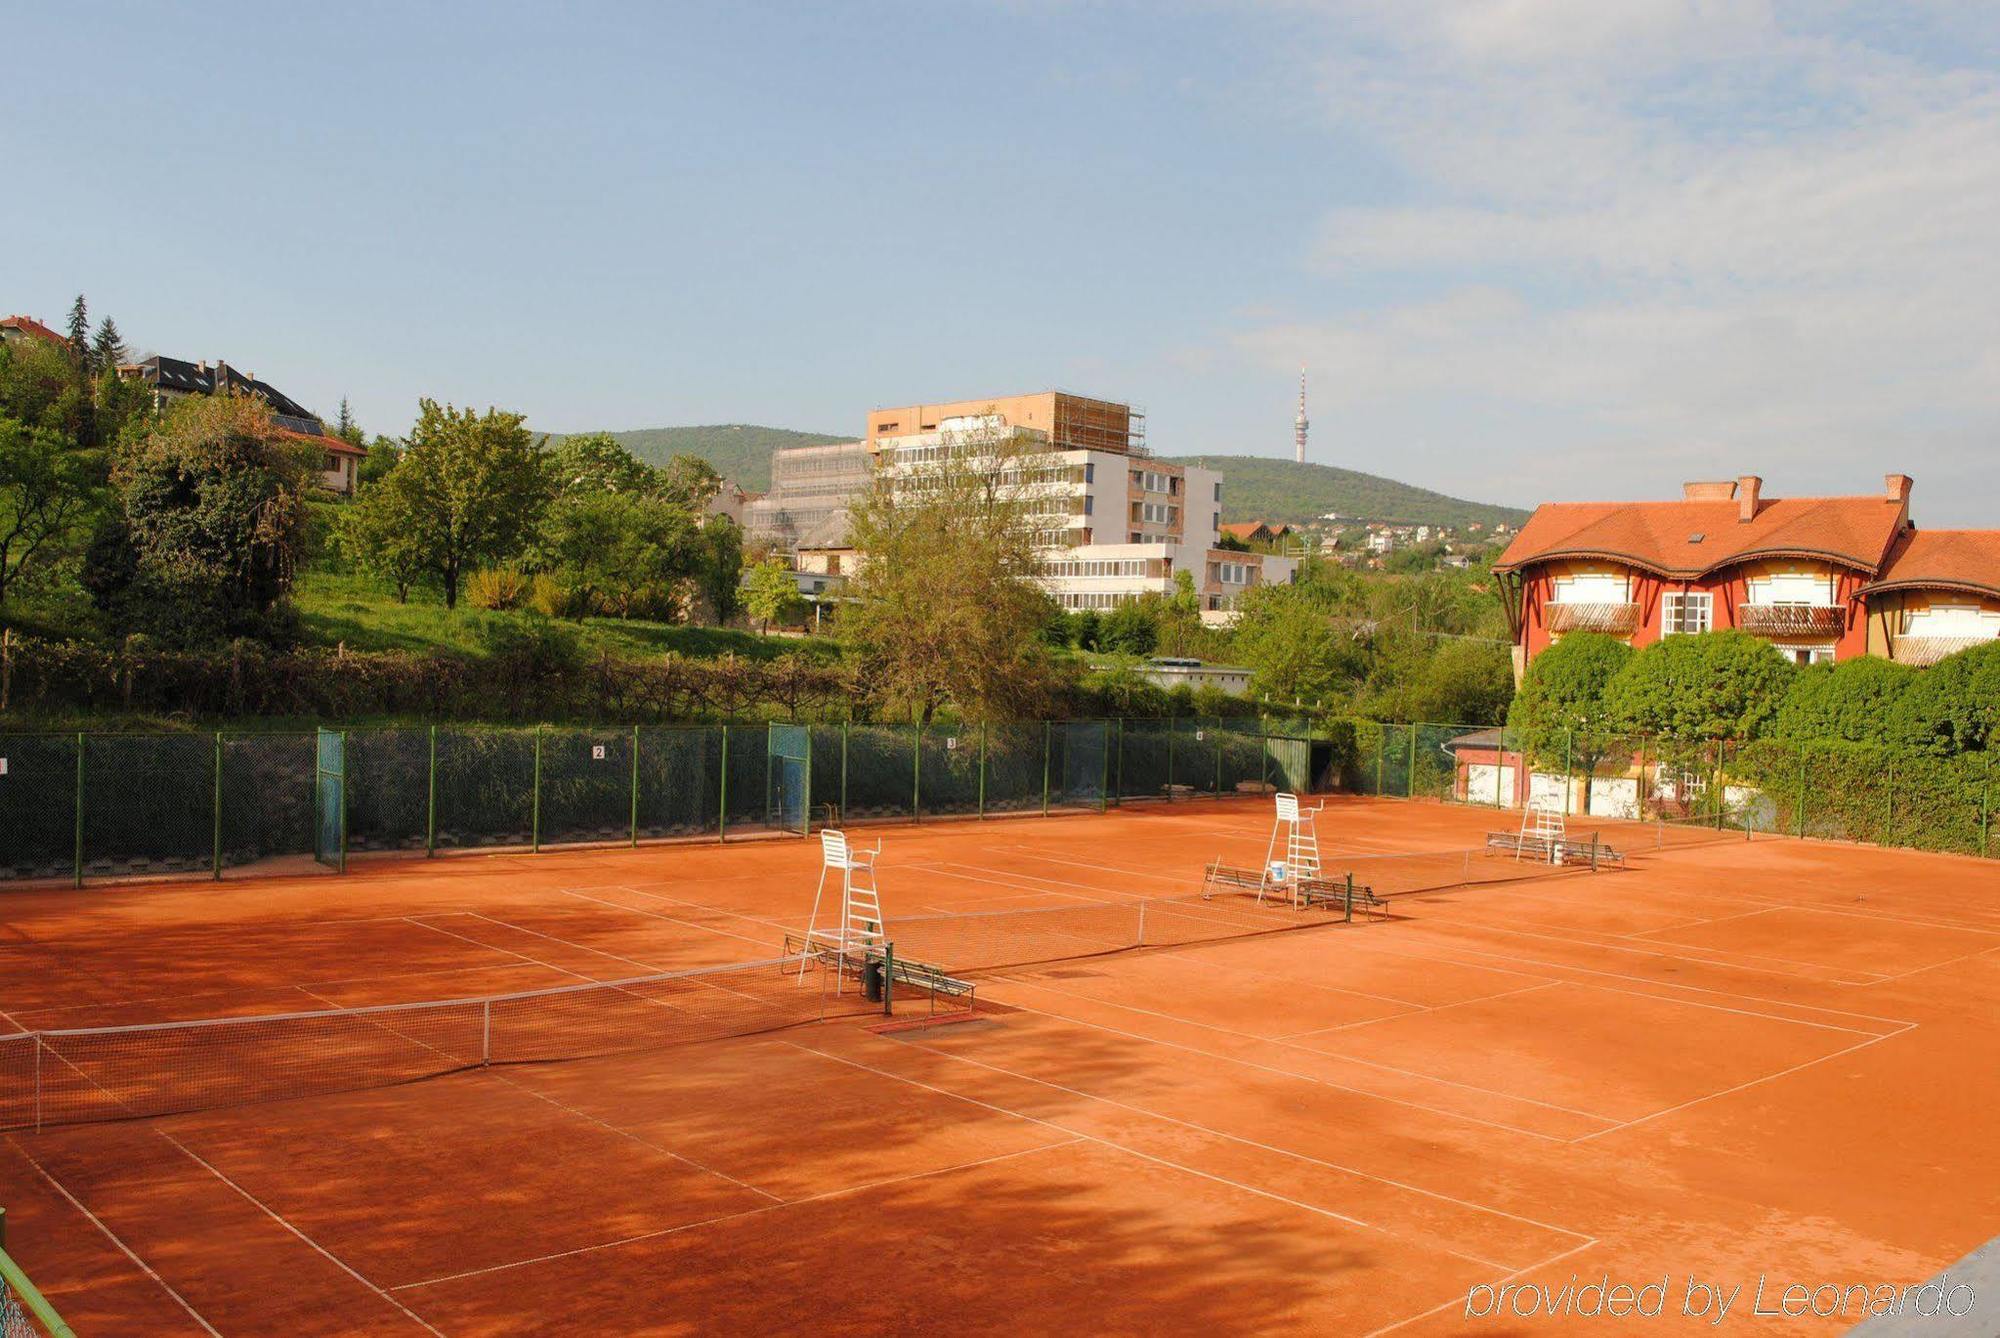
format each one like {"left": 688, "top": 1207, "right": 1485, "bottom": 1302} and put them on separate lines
{"left": 742, "top": 440, "right": 875, "bottom": 553}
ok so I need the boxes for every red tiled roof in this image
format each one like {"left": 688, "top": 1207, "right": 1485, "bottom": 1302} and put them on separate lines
{"left": 1219, "top": 520, "right": 1289, "bottom": 539}
{"left": 0, "top": 314, "right": 69, "bottom": 347}
{"left": 1858, "top": 530, "right": 2000, "bottom": 600}
{"left": 277, "top": 427, "right": 367, "bottom": 458}
{"left": 1494, "top": 494, "right": 1908, "bottom": 578}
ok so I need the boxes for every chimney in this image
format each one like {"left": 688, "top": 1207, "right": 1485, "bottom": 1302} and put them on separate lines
{"left": 1884, "top": 474, "right": 1912, "bottom": 505}
{"left": 1682, "top": 480, "right": 1738, "bottom": 501}
{"left": 1736, "top": 475, "right": 1762, "bottom": 522}
{"left": 213, "top": 360, "right": 229, "bottom": 394}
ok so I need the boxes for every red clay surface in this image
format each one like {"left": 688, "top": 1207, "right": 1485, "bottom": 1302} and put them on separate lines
{"left": 5, "top": 796, "right": 1999, "bottom": 1334}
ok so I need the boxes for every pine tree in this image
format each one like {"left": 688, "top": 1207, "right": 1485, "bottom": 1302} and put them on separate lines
{"left": 65, "top": 294, "right": 91, "bottom": 371}
{"left": 92, "top": 316, "right": 127, "bottom": 370}
{"left": 335, "top": 396, "right": 364, "bottom": 446}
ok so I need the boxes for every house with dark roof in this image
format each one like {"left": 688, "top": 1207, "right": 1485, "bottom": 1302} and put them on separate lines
{"left": 1494, "top": 475, "right": 2000, "bottom": 680}
{"left": 118, "top": 354, "right": 366, "bottom": 495}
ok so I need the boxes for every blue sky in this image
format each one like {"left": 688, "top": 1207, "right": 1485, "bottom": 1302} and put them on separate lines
{"left": 8, "top": 2, "right": 1998, "bottom": 520}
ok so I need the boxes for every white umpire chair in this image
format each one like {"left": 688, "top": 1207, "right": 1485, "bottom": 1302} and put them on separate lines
{"left": 1261, "top": 792, "right": 1325, "bottom": 906}
{"left": 798, "top": 829, "right": 885, "bottom": 983}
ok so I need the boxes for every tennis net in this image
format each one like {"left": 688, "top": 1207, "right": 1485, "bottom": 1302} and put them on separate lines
{"left": 1, "top": 954, "right": 859, "bottom": 1133}
{"left": 1334, "top": 845, "right": 1604, "bottom": 897}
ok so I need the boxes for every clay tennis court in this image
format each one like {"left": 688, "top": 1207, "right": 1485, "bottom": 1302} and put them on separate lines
{"left": 4, "top": 796, "right": 1999, "bottom": 1334}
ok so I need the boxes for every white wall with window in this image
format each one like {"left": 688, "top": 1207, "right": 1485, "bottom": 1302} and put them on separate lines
{"left": 1745, "top": 569, "right": 1836, "bottom": 605}
{"left": 1902, "top": 601, "right": 2000, "bottom": 638}
{"left": 1551, "top": 570, "right": 1629, "bottom": 603}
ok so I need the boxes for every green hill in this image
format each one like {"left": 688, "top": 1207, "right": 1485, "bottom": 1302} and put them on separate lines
{"left": 1164, "top": 456, "right": 1528, "bottom": 529}
{"left": 546, "top": 424, "right": 849, "bottom": 492}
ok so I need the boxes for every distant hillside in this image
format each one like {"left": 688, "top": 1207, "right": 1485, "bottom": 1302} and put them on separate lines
{"left": 546, "top": 424, "right": 848, "bottom": 492}
{"left": 1164, "top": 456, "right": 1529, "bottom": 529}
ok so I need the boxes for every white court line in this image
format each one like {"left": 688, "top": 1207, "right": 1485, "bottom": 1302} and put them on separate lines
{"left": 561, "top": 889, "right": 776, "bottom": 949}
{"left": 483, "top": 1068, "right": 783, "bottom": 1204}
{"left": 464, "top": 910, "right": 664, "bottom": 974}
{"left": 3, "top": 1133, "right": 223, "bottom": 1336}
{"left": 898, "top": 861, "right": 1131, "bottom": 907}
{"left": 391, "top": 1137, "right": 1083, "bottom": 1292}
{"left": 1317, "top": 934, "right": 1917, "bottom": 1030}
{"left": 404, "top": 917, "right": 595, "bottom": 982}
{"left": 995, "top": 976, "right": 1617, "bottom": 1128}
{"left": 1871, "top": 942, "right": 2000, "bottom": 984}
{"left": 152, "top": 1129, "right": 447, "bottom": 1335}
{"left": 1575, "top": 1024, "right": 1916, "bottom": 1143}
{"left": 807, "top": 1032, "right": 1589, "bottom": 1252}
{"left": 1276, "top": 980, "right": 1568, "bottom": 1040}
{"left": 1362, "top": 1238, "right": 1603, "bottom": 1338}
{"left": 1411, "top": 916, "right": 1889, "bottom": 988}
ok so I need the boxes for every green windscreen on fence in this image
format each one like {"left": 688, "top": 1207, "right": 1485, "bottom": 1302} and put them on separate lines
{"left": 768, "top": 724, "right": 810, "bottom": 835}
{"left": 314, "top": 729, "right": 345, "bottom": 870}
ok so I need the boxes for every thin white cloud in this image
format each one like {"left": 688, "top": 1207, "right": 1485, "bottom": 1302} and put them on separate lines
{"left": 1230, "top": 1, "right": 2000, "bottom": 518}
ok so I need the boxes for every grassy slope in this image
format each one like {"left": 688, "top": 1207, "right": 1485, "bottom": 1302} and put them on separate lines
{"left": 1164, "top": 456, "right": 1529, "bottom": 528}
{"left": 541, "top": 424, "right": 849, "bottom": 492}
{"left": 293, "top": 571, "right": 827, "bottom": 661}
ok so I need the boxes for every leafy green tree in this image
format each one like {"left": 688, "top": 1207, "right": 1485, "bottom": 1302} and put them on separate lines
{"left": 1231, "top": 582, "right": 1366, "bottom": 705}
{"left": 1771, "top": 657, "right": 1916, "bottom": 747}
{"left": 1890, "top": 641, "right": 2000, "bottom": 756}
{"left": 64, "top": 296, "right": 89, "bottom": 368}
{"left": 87, "top": 394, "right": 315, "bottom": 642}
{"left": 658, "top": 453, "right": 723, "bottom": 510}
{"left": 1402, "top": 636, "right": 1514, "bottom": 725}
{"left": 1100, "top": 600, "right": 1158, "bottom": 656}
{"left": 841, "top": 432, "right": 1065, "bottom": 724}
{"left": 340, "top": 479, "right": 429, "bottom": 602}
{"left": 536, "top": 487, "right": 698, "bottom": 618}
{"left": 744, "top": 558, "right": 804, "bottom": 633}
{"left": 1156, "top": 569, "right": 1203, "bottom": 657}
{"left": 694, "top": 513, "right": 743, "bottom": 623}
{"left": 358, "top": 434, "right": 400, "bottom": 486}
{"left": 1606, "top": 630, "right": 1796, "bottom": 744}
{"left": 1506, "top": 632, "right": 1633, "bottom": 805}
{"left": 547, "top": 432, "right": 656, "bottom": 495}
{"left": 0, "top": 417, "right": 96, "bottom": 605}
{"left": 373, "top": 400, "right": 547, "bottom": 608}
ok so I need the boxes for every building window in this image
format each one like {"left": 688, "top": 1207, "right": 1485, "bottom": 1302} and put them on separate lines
{"left": 1084, "top": 462, "right": 1094, "bottom": 484}
{"left": 1213, "top": 482, "right": 1222, "bottom": 502}
{"left": 1776, "top": 644, "right": 1835, "bottom": 666}
{"left": 1082, "top": 495, "right": 1093, "bottom": 516}
{"left": 1661, "top": 592, "right": 1712, "bottom": 636}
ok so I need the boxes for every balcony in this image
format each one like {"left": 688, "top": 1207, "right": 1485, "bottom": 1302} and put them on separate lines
{"left": 1893, "top": 635, "right": 1992, "bottom": 667}
{"left": 1738, "top": 603, "right": 1845, "bottom": 637}
{"left": 1546, "top": 601, "right": 1641, "bottom": 635}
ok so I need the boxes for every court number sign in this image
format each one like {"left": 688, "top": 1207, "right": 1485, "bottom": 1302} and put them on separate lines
{"left": 591, "top": 745, "right": 606, "bottom": 761}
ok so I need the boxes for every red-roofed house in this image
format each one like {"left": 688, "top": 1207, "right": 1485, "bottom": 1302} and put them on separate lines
{"left": 1219, "top": 520, "right": 1292, "bottom": 545}
{"left": 0, "top": 314, "right": 69, "bottom": 349}
{"left": 1495, "top": 475, "right": 2000, "bottom": 680}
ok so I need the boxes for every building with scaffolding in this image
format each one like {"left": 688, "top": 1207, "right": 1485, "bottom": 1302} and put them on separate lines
{"left": 741, "top": 439, "right": 875, "bottom": 553}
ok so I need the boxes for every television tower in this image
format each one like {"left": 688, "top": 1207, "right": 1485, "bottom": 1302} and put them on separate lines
{"left": 1293, "top": 366, "right": 1309, "bottom": 464}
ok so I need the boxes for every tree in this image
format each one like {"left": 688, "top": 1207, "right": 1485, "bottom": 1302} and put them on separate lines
{"left": 91, "top": 317, "right": 127, "bottom": 371}
{"left": 64, "top": 295, "right": 90, "bottom": 367}
{"left": 658, "top": 453, "right": 723, "bottom": 510}
{"left": 1100, "top": 600, "right": 1158, "bottom": 656}
{"left": 841, "top": 430, "right": 1065, "bottom": 724}
{"left": 744, "top": 558, "right": 804, "bottom": 633}
{"left": 1890, "top": 641, "right": 2000, "bottom": 756}
{"left": 536, "top": 487, "right": 698, "bottom": 619}
{"left": 340, "top": 480, "right": 429, "bottom": 602}
{"left": 1771, "top": 657, "right": 1915, "bottom": 747}
{"left": 89, "top": 394, "right": 315, "bottom": 641}
{"left": 0, "top": 417, "right": 96, "bottom": 605}
{"left": 334, "top": 397, "right": 365, "bottom": 448}
{"left": 694, "top": 514, "right": 743, "bottom": 624}
{"left": 1605, "top": 630, "right": 1796, "bottom": 745}
{"left": 547, "top": 432, "right": 656, "bottom": 495}
{"left": 358, "top": 434, "right": 401, "bottom": 486}
{"left": 1155, "top": 569, "right": 1203, "bottom": 658}
{"left": 1506, "top": 632, "right": 1633, "bottom": 807}
{"left": 372, "top": 400, "right": 547, "bottom": 608}
{"left": 1230, "top": 581, "right": 1367, "bottom": 706}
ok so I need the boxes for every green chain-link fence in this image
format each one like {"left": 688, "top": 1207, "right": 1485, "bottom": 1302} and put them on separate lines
{"left": 8, "top": 717, "right": 1988, "bottom": 885}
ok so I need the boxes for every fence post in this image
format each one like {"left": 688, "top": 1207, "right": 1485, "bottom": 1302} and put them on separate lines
{"left": 718, "top": 725, "right": 729, "bottom": 842}
{"left": 882, "top": 942, "right": 894, "bottom": 1017}
{"left": 1406, "top": 727, "right": 1417, "bottom": 800}
{"left": 211, "top": 731, "right": 224, "bottom": 880}
{"left": 630, "top": 724, "right": 641, "bottom": 846}
{"left": 1374, "top": 729, "right": 1384, "bottom": 796}
{"left": 1982, "top": 751, "right": 1992, "bottom": 859}
{"left": 1167, "top": 716, "right": 1177, "bottom": 802}
{"left": 1562, "top": 729, "right": 1574, "bottom": 816}
{"left": 426, "top": 725, "right": 438, "bottom": 857}
{"left": 912, "top": 723, "right": 923, "bottom": 822}
{"left": 1215, "top": 721, "right": 1223, "bottom": 797}
{"left": 1102, "top": 719, "right": 1113, "bottom": 814}
{"left": 1112, "top": 718, "right": 1123, "bottom": 808}
{"left": 801, "top": 725, "right": 813, "bottom": 838}
{"left": 840, "top": 721, "right": 849, "bottom": 820}
{"left": 72, "top": 732, "right": 84, "bottom": 888}
{"left": 1795, "top": 749, "right": 1807, "bottom": 839}
{"left": 1884, "top": 752, "right": 1895, "bottom": 846}
{"left": 532, "top": 723, "right": 543, "bottom": 853}
{"left": 977, "top": 721, "right": 988, "bottom": 819}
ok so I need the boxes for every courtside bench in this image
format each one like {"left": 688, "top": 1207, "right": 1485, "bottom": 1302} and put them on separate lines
{"left": 1484, "top": 831, "right": 1625, "bottom": 869}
